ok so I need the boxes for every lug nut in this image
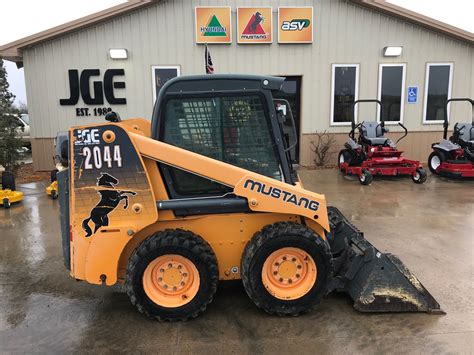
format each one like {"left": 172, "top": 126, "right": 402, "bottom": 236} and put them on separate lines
{"left": 292, "top": 257, "right": 296, "bottom": 262}
{"left": 288, "top": 279, "right": 293, "bottom": 284}
{"left": 297, "top": 265, "right": 302, "bottom": 269}
{"left": 279, "top": 278, "right": 284, "bottom": 282}
{"left": 181, "top": 282, "right": 185, "bottom": 286}
{"left": 177, "top": 265, "right": 182, "bottom": 270}
{"left": 158, "top": 277, "right": 162, "bottom": 282}
{"left": 273, "top": 271, "right": 278, "bottom": 275}
{"left": 159, "top": 268, "right": 164, "bottom": 273}
{"left": 183, "top": 273, "right": 188, "bottom": 277}
{"left": 168, "top": 263, "right": 172, "bottom": 268}
{"left": 296, "top": 274, "right": 300, "bottom": 278}
{"left": 163, "top": 285, "right": 168, "bottom": 289}
{"left": 282, "top": 256, "right": 287, "bottom": 261}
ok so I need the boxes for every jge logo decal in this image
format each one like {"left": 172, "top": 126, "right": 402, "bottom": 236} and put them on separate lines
{"left": 60, "top": 69, "right": 126, "bottom": 106}
{"left": 281, "top": 19, "right": 310, "bottom": 31}
{"left": 75, "top": 128, "right": 100, "bottom": 146}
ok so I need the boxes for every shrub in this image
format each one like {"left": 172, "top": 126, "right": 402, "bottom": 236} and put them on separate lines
{"left": 310, "top": 131, "right": 336, "bottom": 167}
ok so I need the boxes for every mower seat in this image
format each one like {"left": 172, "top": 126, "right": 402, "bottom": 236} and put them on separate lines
{"left": 457, "top": 122, "right": 474, "bottom": 144}
{"left": 360, "top": 121, "right": 392, "bottom": 146}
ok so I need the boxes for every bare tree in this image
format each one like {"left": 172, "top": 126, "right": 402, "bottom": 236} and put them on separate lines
{"left": 310, "top": 131, "right": 336, "bottom": 167}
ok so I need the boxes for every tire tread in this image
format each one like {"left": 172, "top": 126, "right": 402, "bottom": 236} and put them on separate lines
{"left": 125, "top": 229, "right": 218, "bottom": 322}
{"left": 241, "top": 222, "right": 332, "bottom": 316}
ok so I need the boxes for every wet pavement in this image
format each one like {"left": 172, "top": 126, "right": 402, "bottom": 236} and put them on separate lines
{"left": 1, "top": 171, "right": 473, "bottom": 353}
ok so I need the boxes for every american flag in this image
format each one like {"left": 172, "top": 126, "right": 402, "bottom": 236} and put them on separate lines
{"left": 205, "top": 44, "right": 214, "bottom": 74}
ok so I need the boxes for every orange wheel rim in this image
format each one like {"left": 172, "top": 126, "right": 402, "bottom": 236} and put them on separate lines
{"left": 143, "top": 254, "right": 200, "bottom": 308}
{"left": 261, "top": 247, "right": 317, "bottom": 300}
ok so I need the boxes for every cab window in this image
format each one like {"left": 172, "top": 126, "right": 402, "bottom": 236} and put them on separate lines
{"left": 161, "top": 95, "right": 281, "bottom": 197}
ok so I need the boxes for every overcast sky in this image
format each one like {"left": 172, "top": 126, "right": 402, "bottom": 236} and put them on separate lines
{"left": 1, "top": 0, "right": 472, "bottom": 105}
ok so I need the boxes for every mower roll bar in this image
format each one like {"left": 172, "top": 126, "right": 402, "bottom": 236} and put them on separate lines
{"left": 395, "top": 122, "right": 408, "bottom": 144}
{"left": 350, "top": 99, "right": 384, "bottom": 140}
{"left": 349, "top": 122, "right": 362, "bottom": 140}
{"left": 443, "top": 98, "right": 474, "bottom": 139}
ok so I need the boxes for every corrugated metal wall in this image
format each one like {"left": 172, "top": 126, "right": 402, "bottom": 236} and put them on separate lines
{"left": 23, "top": 0, "right": 473, "bottom": 168}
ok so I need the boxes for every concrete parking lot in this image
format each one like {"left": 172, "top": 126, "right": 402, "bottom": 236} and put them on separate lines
{"left": 1, "top": 170, "right": 473, "bottom": 354}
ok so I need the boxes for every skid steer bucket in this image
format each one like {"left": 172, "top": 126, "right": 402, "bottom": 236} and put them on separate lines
{"left": 328, "top": 207, "right": 442, "bottom": 313}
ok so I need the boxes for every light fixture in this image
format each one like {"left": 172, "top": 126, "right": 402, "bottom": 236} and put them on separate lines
{"left": 383, "top": 46, "right": 403, "bottom": 57}
{"left": 109, "top": 48, "right": 128, "bottom": 59}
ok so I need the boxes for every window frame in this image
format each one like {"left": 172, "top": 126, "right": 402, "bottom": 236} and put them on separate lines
{"left": 422, "top": 62, "right": 453, "bottom": 125}
{"left": 330, "top": 63, "right": 360, "bottom": 127}
{"left": 377, "top": 63, "right": 406, "bottom": 125}
{"left": 151, "top": 65, "right": 181, "bottom": 104}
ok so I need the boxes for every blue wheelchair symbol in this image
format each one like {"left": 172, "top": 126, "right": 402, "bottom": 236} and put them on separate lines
{"left": 407, "top": 86, "right": 418, "bottom": 104}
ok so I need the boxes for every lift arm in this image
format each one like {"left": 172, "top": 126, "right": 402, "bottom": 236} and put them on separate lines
{"left": 129, "top": 131, "right": 330, "bottom": 232}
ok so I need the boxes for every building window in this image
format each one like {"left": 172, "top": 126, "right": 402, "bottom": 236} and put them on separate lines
{"left": 423, "top": 63, "right": 453, "bottom": 123}
{"left": 151, "top": 66, "right": 181, "bottom": 103}
{"left": 377, "top": 64, "right": 406, "bottom": 124}
{"left": 331, "top": 64, "right": 359, "bottom": 126}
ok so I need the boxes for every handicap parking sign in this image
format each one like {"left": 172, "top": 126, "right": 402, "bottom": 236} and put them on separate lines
{"left": 407, "top": 86, "right": 418, "bottom": 104}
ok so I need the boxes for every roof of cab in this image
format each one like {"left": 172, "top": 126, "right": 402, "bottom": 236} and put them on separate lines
{"left": 159, "top": 74, "right": 285, "bottom": 95}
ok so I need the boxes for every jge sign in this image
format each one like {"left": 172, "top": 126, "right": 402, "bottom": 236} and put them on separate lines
{"left": 60, "top": 69, "right": 126, "bottom": 106}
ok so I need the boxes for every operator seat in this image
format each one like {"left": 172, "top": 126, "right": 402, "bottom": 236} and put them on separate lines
{"left": 456, "top": 122, "right": 474, "bottom": 145}
{"left": 360, "top": 121, "right": 392, "bottom": 146}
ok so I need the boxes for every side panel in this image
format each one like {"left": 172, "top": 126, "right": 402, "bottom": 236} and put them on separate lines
{"left": 70, "top": 124, "right": 158, "bottom": 285}
{"left": 118, "top": 212, "right": 306, "bottom": 281}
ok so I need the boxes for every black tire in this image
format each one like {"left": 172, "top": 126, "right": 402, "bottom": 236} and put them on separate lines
{"left": 412, "top": 168, "right": 428, "bottom": 184}
{"left": 428, "top": 151, "right": 447, "bottom": 175}
{"left": 1, "top": 171, "right": 16, "bottom": 191}
{"left": 125, "top": 229, "right": 218, "bottom": 322}
{"left": 51, "top": 169, "right": 58, "bottom": 183}
{"left": 241, "top": 222, "right": 332, "bottom": 316}
{"left": 338, "top": 149, "right": 353, "bottom": 170}
{"left": 3, "top": 198, "right": 11, "bottom": 209}
{"left": 359, "top": 169, "right": 373, "bottom": 185}
{"left": 51, "top": 190, "right": 58, "bottom": 200}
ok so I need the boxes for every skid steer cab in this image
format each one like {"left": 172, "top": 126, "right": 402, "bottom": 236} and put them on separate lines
{"left": 55, "top": 74, "right": 441, "bottom": 321}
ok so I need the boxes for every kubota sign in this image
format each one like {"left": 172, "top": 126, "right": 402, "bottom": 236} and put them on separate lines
{"left": 278, "top": 7, "right": 314, "bottom": 43}
{"left": 237, "top": 7, "right": 272, "bottom": 44}
{"left": 195, "top": 7, "right": 232, "bottom": 44}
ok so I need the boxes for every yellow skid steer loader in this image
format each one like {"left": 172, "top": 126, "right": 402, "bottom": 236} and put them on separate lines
{"left": 55, "top": 75, "right": 441, "bottom": 321}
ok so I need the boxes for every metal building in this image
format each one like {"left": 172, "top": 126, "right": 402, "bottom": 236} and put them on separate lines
{"left": 1, "top": 0, "right": 473, "bottom": 170}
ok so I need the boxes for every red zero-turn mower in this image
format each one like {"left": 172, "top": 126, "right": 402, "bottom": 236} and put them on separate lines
{"left": 338, "top": 99, "right": 427, "bottom": 185}
{"left": 428, "top": 98, "right": 474, "bottom": 178}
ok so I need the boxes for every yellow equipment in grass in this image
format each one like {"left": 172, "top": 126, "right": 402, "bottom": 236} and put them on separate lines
{"left": 46, "top": 170, "right": 59, "bottom": 199}
{"left": 54, "top": 75, "right": 441, "bottom": 321}
{"left": 0, "top": 171, "right": 23, "bottom": 209}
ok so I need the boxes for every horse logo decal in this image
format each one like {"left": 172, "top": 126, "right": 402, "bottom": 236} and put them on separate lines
{"left": 82, "top": 173, "right": 137, "bottom": 237}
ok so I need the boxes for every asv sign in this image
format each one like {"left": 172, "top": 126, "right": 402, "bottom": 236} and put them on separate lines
{"left": 281, "top": 19, "right": 310, "bottom": 31}
{"left": 278, "top": 7, "right": 313, "bottom": 43}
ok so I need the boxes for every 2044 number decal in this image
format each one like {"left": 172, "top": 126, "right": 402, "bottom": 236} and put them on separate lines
{"left": 83, "top": 145, "right": 123, "bottom": 170}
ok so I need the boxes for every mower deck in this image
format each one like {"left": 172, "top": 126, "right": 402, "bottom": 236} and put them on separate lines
{"left": 341, "top": 157, "right": 422, "bottom": 177}
{"left": 436, "top": 161, "right": 474, "bottom": 178}
{"left": 0, "top": 189, "right": 24, "bottom": 207}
